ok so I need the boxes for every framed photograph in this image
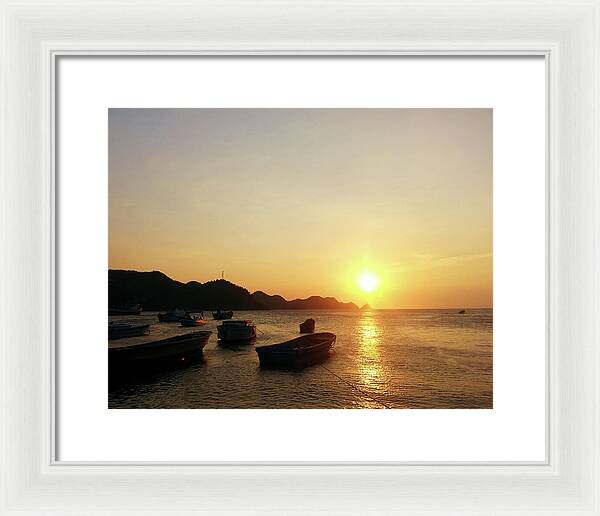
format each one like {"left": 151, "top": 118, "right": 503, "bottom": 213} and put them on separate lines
{"left": 1, "top": 1, "right": 598, "bottom": 514}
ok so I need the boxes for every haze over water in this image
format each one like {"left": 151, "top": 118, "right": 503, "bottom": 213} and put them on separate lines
{"left": 109, "top": 309, "right": 492, "bottom": 409}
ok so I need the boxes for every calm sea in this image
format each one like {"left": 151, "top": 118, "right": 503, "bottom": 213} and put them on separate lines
{"left": 108, "top": 309, "right": 492, "bottom": 409}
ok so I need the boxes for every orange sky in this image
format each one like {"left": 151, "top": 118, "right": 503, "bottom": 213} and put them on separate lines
{"left": 109, "top": 108, "right": 492, "bottom": 308}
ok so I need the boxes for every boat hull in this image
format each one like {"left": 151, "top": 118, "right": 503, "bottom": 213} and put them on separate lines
{"left": 157, "top": 314, "right": 183, "bottom": 322}
{"left": 256, "top": 333, "right": 336, "bottom": 370}
{"left": 258, "top": 345, "right": 331, "bottom": 369}
{"left": 108, "top": 305, "right": 142, "bottom": 316}
{"left": 180, "top": 318, "right": 206, "bottom": 327}
{"left": 299, "top": 319, "right": 315, "bottom": 333}
{"left": 108, "top": 323, "right": 150, "bottom": 340}
{"left": 109, "top": 331, "right": 211, "bottom": 373}
{"left": 217, "top": 322, "right": 256, "bottom": 342}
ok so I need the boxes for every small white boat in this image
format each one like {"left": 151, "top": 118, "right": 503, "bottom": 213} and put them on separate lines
{"left": 217, "top": 320, "right": 257, "bottom": 343}
{"left": 108, "top": 322, "right": 150, "bottom": 340}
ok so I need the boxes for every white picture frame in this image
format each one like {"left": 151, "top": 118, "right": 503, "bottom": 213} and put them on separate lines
{"left": 1, "top": 1, "right": 598, "bottom": 514}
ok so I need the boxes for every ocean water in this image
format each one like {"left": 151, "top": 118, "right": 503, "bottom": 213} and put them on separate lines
{"left": 108, "top": 309, "right": 492, "bottom": 409}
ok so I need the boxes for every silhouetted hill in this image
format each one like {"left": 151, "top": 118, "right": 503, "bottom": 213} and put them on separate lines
{"left": 250, "top": 291, "right": 288, "bottom": 309}
{"left": 108, "top": 270, "right": 359, "bottom": 311}
{"left": 109, "top": 270, "right": 184, "bottom": 309}
{"left": 286, "top": 296, "right": 359, "bottom": 310}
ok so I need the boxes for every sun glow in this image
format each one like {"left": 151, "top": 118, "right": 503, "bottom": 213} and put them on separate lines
{"left": 357, "top": 271, "right": 379, "bottom": 293}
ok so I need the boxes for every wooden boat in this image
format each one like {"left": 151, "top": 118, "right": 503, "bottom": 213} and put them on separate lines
{"left": 109, "top": 330, "right": 211, "bottom": 371}
{"left": 299, "top": 318, "right": 315, "bottom": 333}
{"left": 212, "top": 309, "right": 233, "bottom": 320}
{"left": 108, "top": 322, "right": 150, "bottom": 340}
{"left": 217, "top": 320, "right": 256, "bottom": 343}
{"left": 108, "top": 303, "right": 142, "bottom": 316}
{"left": 256, "top": 332, "right": 336, "bottom": 369}
{"left": 458, "top": 309, "right": 466, "bottom": 314}
{"left": 157, "top": 307, "right": 186, "bottom": 322}
{"left": 180, "top": 314, "right": 206, "bottom": 327}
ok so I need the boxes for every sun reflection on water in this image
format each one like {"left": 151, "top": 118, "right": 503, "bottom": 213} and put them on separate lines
{"left": 357, "top": 314, "right": 385, "bottom": 392}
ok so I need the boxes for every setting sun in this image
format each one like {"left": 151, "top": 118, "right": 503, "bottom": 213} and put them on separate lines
{"left": 357, "top": 271, "right": 379, "bottom": 293}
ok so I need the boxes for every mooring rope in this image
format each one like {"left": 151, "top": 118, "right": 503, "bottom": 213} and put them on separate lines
{"left": 319, "top": 363, "right": 393, "bottom": 409}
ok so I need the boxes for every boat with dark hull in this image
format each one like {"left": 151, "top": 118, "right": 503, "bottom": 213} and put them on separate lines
{"left": 212, "top": 309, "right": 233, "bottom": 320}
{"left": 180, "top": 314, "right": 206, "bottom": 327}
{"left": 157, "top": 307, "right": 186, "bottom": 322}
{"left": 108, "top": 304, "right": 143, "bottom": 316}
{"left": 108, "top": 322, "right": 150, "bottom": 340}
{"left": 109, "top": 331, "right": 211, "bottom": 373}
{"left": 217, "top": 320, "right": 256, "bottom": 343}
{"left": 256, "top": 332, "right": 336, "bottom": 369}
{"left": 299, "top": 318, "right": 315, "bottom": 333}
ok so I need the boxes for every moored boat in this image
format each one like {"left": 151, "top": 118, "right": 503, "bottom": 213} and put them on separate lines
{"left": 299, "top": 318, "right": 315, "bottom": 333}
{"left": 157, "top": 307, "right": 187, "bottom": 322}
{"left": 109, "top": 330, "right": 212, "bottom": 371}
{"left": 108, "top": 322, "right": 150, "bottom": 340}
{"left": 212, "top": 309, "right": 233, "bottom": 320}
{"left": 108, "top": 303, "right": 142, "bottom": 316}
{"left": 217, "top": 320, "right": 256, "bottom": 343}
{"left": 180, "top": 313, "right": 206, "bottom": 327}
{"left": 256, "top": 332, "right": 336, "bottom": 369}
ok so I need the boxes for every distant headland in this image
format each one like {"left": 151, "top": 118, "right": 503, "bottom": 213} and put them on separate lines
{"left": 109, "top": 269, "right": 361, "bottom": 311}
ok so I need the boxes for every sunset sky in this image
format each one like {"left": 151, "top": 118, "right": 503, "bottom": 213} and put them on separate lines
{"left": 109, "top": 108, "right": 492, "bottom": 309}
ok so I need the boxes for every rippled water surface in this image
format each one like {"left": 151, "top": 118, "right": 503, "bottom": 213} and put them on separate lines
{"left": 108, "top": 309, "right": 492, "bottom": 409}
